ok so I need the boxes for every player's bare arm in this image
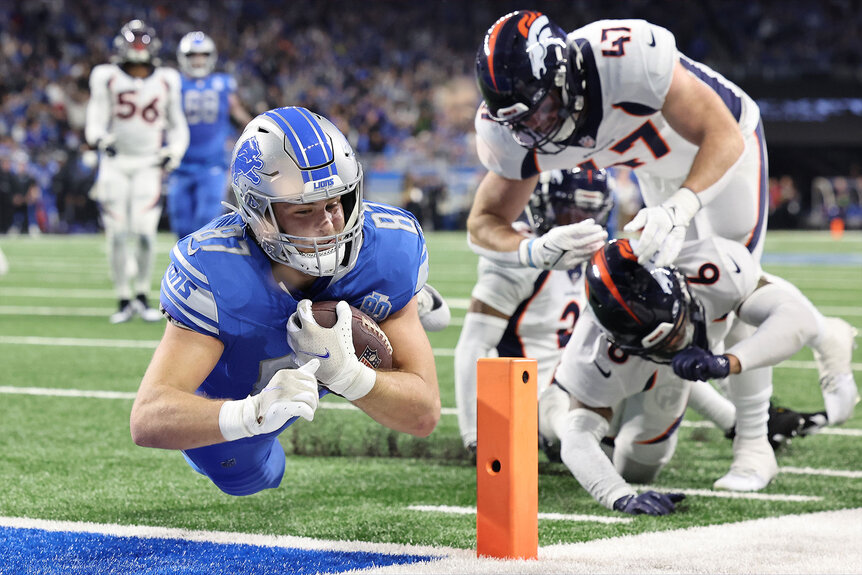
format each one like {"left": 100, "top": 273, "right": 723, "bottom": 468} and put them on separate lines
{"left": 466, "top": 171, "right": 537, "bottom": 252}
{"left": 130, "top": 322, "right": 226, "bottom": 450}
{"left": 662, "top": 61, "right": 745, "bottom": 194}
{"left": 228, "top": 92, "right": 253, "bottom": 127}
{"left": 352, "top": 296, "right": 440, "bottom": 437}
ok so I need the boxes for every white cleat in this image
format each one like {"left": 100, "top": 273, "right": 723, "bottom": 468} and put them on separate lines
{"left": 416, "top": 284, "right": 451, "bottom": 332}
{"left": 133, "top": 299, "right": 164, "bottom": 322}
{"left": 109, "top": 303, "right": 136, "bottom": 324}
{"left": 813, "top": 317, "right": 859, "bottom": 425}
{"left": 714, "top": 436, "right": 777, "bottom": 492}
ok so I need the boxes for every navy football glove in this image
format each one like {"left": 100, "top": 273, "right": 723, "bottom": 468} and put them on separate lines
{"left": 613, "top": 491, "right": 686, "bottom": 516}
{"left": 672, "top": 346, "right": 731, "bottom": 381}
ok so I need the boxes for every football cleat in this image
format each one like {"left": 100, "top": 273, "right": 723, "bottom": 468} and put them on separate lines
{"left": 798, "top": 411, "right": 829, "bottom": 436}
{"left": 766, "top": 404, "right": 805, "bottom": 449}
{"left": 416, "top": 284, "right": 451, "bottom": 332}
{"left": 714, "top": 436, "right": 777, "bottom": 491}
{"left": 134, "top": 295, "right": 163, "bottom": 322}
{"left": 813, "top": 317, "right": 859, "bottom": 425}
{"left": 109, "top": 301, "right": 136, "bottom": 324}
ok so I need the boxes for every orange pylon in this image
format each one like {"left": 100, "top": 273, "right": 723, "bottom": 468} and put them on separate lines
{"left": 476, "top": 358, "right": 538, "bottom": 560}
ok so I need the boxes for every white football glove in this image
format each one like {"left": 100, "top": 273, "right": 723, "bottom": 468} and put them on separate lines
{"left": 624, "top": 188, "right": 701, "bottom": 267}
{"left": 287, "top": 300, "right": 377, "bottom": 401}
{"left": 218, "top": 359, "right": 320, "bottom": 441}
{"left": 159, "top": 148, "right": 182, "bottom": 172}
{"left": 518, "top": 218, "right": 607, "bottom": 270}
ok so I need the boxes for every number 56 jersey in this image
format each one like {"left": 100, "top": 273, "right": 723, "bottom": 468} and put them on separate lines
{"left": 159, "top": 202, "right": 428, "bottom": 401}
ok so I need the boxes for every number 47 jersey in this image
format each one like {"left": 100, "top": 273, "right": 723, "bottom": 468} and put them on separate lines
{"left": 159, "top": 202, "right": 428, "bottom": 401}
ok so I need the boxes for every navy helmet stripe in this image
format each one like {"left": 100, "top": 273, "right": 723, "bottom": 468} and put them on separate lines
{"left": 679, "top": 56, "right": 742, "bottom": 121}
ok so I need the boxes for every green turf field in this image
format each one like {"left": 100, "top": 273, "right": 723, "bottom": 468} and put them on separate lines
{"left": 0, "top": 230, "right": 859, "bottom": 549}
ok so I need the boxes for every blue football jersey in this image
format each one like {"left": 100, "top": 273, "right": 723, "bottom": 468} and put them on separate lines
{"left": 159, "top": 202, "right": 428, "bottom": 400}
{"left": 178, "top": 73, "right": 236, "bottom": 168}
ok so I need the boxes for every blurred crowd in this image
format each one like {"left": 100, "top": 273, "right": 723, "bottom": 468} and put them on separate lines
{"left": 2, "top": 0, "right": 861, "bottom": 234}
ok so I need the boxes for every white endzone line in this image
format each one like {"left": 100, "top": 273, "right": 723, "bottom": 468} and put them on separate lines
{"left": 2, "top": 335, "right": 861, "bottom": 373}
{"left": 2, "top": 385, "right": 861, "bottom": 439}
{"left": 0, "top": 515, "right": 465, "bottom": 559}
{"left": 406, "top": 505, "right": 632, "bottom": 524}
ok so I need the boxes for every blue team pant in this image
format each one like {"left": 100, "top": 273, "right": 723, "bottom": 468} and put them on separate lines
{"left": 167, "top": 165, "right": 229, "bottom": 238}
{"left": 181, "top": 389, "right": 329, "bottom": 496}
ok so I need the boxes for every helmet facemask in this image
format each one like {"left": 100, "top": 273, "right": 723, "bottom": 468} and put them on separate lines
{"left": 230, "top": 107, "right": 365, "bottom": 280}
{"left": 177, "top": 31, "right": 218, "bottom": 78}
{"left": 113, "top": 20, "right": 161, "bottom": 66}
{"left": 477, "top": 11, "right": 586, "bottom": 154}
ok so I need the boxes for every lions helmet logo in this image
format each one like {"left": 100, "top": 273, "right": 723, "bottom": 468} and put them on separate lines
{"left": 232, "top": 137, "right": 264, "bottom": 187}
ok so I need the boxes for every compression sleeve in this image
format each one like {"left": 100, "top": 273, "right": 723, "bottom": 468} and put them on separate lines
{"left": 453, "top": 312, "right": 510, "bottom": 447}
{"left": 560, "top": 408, "right": 637, "bottom": 509}
{"left": 729, "top": 281, "right": 819, "bottom": 371}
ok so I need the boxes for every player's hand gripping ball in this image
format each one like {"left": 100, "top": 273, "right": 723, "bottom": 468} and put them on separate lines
{"left": 308, "top": 301, "right": 393, "bottom": 370}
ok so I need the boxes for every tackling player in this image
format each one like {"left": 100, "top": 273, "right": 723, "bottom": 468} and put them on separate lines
{"left": 85, "top": 20, "right": 189, "bottom": 323}
{"left": 467, "top": 10, "right": 858, "bottom": 484}
{"left": 168, "top": 31, "right": 252, "bottom": 239}
{"left": 130, "top": 107, "right": 440, "bottom": 496}
{"left": 551, "top": 237, "right": 825, "bottom": 513}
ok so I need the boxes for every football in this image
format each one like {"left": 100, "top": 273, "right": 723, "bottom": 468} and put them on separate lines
{"left": 310, "top": 301, "right": 393, "bottom": 370}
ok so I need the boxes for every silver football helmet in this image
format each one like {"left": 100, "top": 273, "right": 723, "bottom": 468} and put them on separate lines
{"left": 113, "top": 20, "right": 161, "bottom": 65}
{"left": 177, "top": 31, "right": 217, "bottom": 78}
{"left": 230, "top": 107, "right": 365, "bottom": 279}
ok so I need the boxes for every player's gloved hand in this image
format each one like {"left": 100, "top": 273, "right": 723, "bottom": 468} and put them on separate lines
{"left": 518, "top": 218, "right": 607, "bottom": 270}
{"left": 218, "top": 359, "right": 320, "bottom": 441}
{"left": 97, "top": 134, "right": 117, "bottom": 157}
{"left": 624, "top": 188, "right": 700, "bottom": 267}
{"left": 159, "top": 148, "right": 182, "bottom": 172}
{"left": 287, "top": 299, "right": 376, "bottom": 401}
{"left": 672, "top": 346, "right": 731, "bottom": 381}
{"left": 613, "top": 491, "right": 686, "bottom": 516}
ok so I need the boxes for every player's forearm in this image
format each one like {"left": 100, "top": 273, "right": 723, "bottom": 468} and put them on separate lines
{"left": 467, "top": 213, "right": 524, "bottom": 253}
{"left": 352, "top": 370, "right": 440, "bottom": 437}
{"left": 728, "top": 283, "right": 820, "bottom": 372}
{"left": 680, "top": 124, "right": 744, "bottom": 203}
{"left": 559, "top": 408, "right": 635, "bottom": 509}
{"left": 130, "top": 385, "right": 226, "bottom": 450}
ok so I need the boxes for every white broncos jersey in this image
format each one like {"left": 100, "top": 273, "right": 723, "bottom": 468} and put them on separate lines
{"left": 472, "top": 258, "right": 586, "bottom": 391}
{"left": 555, "top": 236, "right": 759, "bottom": 410}
{"left": 476, "top": 19, "right": 760, "bottom": 186}
{"left": 85, "top": 63, "right": 188, "bottom": 160}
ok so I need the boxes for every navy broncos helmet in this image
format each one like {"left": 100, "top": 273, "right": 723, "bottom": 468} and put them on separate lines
{"left": 112, "top": 20, "right": 161, "bottom": 66}
{"left": 585, "top": 239, "right": 704, "bottom": 362}
{"left": 527, "top": 168, "right": 614, "bottom": 235}
{"left": 476, "top": 10, "right": 586, "bottom": 153}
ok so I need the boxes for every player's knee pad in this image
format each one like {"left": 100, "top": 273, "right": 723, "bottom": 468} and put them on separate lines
{"left": 613, "top": 428, "right": 678, "bottom": 483}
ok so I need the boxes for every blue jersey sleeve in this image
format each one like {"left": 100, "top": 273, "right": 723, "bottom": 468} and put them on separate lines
{"left": 323, "top": 202, "right": 428, "bottom": 323}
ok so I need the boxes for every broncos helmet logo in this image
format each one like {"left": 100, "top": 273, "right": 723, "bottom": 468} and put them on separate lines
{"left": 232, "top": 137, "right": 265, "bottom": 187}
{"left": 524, "top": 14, "right": 566, "bottom": 80}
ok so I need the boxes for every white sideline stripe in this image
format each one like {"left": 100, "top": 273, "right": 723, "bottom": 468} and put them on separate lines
{"left": 634, "top": 487, "right": 822, "bottom": 502}
{"left": 407, "top": 505, "right": 632, "bottom": 524}
{"left": 3, "top": 385, "right": 861, "bottom": 439}
{"left": 779, "top": 466, "right": 862, "bottom": 479}
{"left": 0, "top": 386, "right": 137, "bottom": 400}
{"left": 0, "top": 516, "right": 465, "bottom": 559}
{"left": 0, "top": 306, "right": 113, "bottom": 316}
{"left": 7, "top": 336, "right": 862, "bottom": 374}
{"left": 0, "top": 336, "right": 158, "bottom": 349}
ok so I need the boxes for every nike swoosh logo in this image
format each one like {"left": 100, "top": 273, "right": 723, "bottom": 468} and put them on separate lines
{"left": 594, "top": 360, "right": 612, "bottom": 378}
{"left": 297, "top": 348, "right": 331, "bottom": 359}
{"left": 728, "top": 255, "right": 741, "bottom": 273}
{"left": 647, "top": 30, "right": 656, "bottom": 47}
